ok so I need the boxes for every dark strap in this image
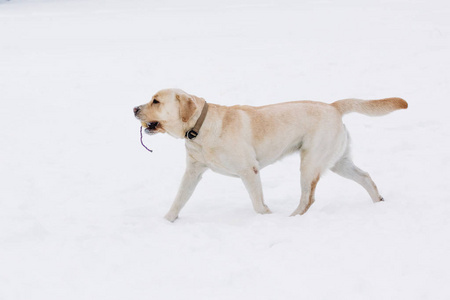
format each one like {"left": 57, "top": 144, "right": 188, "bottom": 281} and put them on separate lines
{"left": 185, "top": 102, "right": 209, "bottom": 140}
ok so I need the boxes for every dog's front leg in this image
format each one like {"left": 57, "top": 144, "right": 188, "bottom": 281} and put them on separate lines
{"left": 240, "top": 167, "right": 272, "bottom": 214}
{"left": 164, "top": 160, "right": 207, "bottom": 222}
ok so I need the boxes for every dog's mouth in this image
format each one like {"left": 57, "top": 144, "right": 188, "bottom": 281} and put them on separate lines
{"left": 142, "top": 121, "right": 162, "bottom": 135}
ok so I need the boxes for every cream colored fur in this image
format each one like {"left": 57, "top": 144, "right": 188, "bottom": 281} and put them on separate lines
{"left": 134, "top": 88, "right": 408, "bottom": 222}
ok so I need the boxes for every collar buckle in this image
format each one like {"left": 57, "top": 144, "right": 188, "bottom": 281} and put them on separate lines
{"left": 185, "top": 129, "right": 198, "bottom": 140}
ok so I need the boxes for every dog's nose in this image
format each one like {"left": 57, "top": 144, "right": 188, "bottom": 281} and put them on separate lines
{"left": 133, "top": 106, "right": 141, "bottom": 116}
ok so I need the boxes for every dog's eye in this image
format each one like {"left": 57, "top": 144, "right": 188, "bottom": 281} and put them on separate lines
{"left": 152, "top": 99, "right": 160, "bottom": 104}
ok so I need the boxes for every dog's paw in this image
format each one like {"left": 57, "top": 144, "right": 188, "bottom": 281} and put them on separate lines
{"left": 256, "top": 205, "right": 272, "bottom": 214}
{"left": 164, "top": 212, "right": 179, "bottom": 222}
{"left": 290, "top": 206, "right": 308, "bottom": 217}
{"left": 289, "top": 210, "right": 301, "bottom": 217}
{"left": 373, "top": 196, "right": 385, "bottom": 203}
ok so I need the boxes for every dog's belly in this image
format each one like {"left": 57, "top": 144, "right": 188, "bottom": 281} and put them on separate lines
{"left": 208, "top": 164, "right": 240, "bottom": 177}
{"left": 186, "top": 134, "right": 304, "bottom": 177}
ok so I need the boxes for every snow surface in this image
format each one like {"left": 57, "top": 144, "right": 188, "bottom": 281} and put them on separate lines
{"left": 1, "top": 0, "right": 450, "bottom": 299}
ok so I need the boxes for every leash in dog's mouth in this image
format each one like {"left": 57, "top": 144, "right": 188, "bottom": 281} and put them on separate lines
{"left": 139, "top": 125, "right": 153, "bottom": 152}
{"left": 145, "top": 122, "right": 159, "bottom": 131}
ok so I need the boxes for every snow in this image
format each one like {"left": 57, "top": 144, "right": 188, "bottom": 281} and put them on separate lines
{"left": 1, "top": 0, "right": 450, "bottom": 299}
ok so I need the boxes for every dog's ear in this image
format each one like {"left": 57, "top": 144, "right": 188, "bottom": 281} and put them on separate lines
{"left": 176, "top": 93, "right": 197, "bottom": 122}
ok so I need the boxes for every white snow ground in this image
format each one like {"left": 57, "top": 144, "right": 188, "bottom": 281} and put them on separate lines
{"left": 1, "top": 0, "right": 450, "bottom": 299}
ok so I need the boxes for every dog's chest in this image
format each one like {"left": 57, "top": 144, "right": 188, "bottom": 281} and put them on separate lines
{"left": 185, "top": 141, "right": 239, "bottom": 177}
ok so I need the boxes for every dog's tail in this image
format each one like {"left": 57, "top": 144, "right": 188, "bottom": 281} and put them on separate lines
{"left": 332, "top": 97, "right": 408, "bottom": 116}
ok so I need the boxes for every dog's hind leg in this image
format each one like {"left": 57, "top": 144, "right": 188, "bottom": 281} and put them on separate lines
{"left": 290, "top": 151, "right": 322, "bottom": 216}
{"left": 331, "top": 155, "right": 384, "bottom": 203}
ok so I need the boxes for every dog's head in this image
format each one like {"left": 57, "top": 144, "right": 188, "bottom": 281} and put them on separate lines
{"left": 133, "top": 89, "right": 202, "bottom": 138}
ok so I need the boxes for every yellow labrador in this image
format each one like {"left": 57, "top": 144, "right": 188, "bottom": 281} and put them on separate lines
{"left": 133, "top": 89, "right": 407, "bottom": 222}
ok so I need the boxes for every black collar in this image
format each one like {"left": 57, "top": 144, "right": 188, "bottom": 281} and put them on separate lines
{"left": 185, "top": 102, "right": 209, "bottom": 140}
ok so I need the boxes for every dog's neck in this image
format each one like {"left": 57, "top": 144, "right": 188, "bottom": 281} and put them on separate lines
{"left": 185, "top": 101, "right": 209, "bottom": 140}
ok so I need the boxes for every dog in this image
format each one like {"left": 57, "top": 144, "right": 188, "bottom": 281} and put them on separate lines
{"left": 133, "top": 88, "right": 407, "bottom": 222}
